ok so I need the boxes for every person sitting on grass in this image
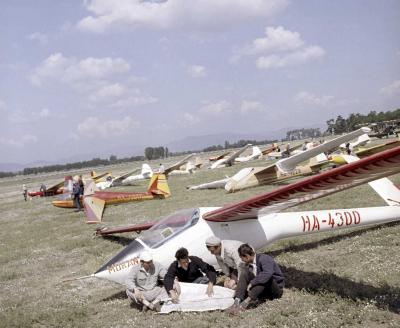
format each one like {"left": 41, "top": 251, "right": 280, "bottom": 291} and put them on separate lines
{"left": 125, "top": 251, "right": 168, "bottom": 312}
{"left": 227, "top": 243, "right": 284, "bottom": 315}
{"left": 164, "top": 247, "right": 217, "bottom": 303}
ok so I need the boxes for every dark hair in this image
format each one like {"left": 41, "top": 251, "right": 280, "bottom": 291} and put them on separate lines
{"left": 175, "top": 247, "right": 189, "bottom": 260}
{"left": 238, "top": 243, "right": 255, "bottom": 257}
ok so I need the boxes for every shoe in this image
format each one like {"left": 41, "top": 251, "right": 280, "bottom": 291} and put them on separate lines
{"left": 225, "top": 304, "right": 245, "bottom": 316}
{"left": 153, "top": 302, "right": 162, "bottom": 312}
{"left": 126, "top": 289, "right": 136, "bottom": 301}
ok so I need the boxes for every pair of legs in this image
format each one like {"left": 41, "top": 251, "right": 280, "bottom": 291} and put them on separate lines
{"left": 235, "top": 267, "right": 283, "bottom": 304}
{"left": 74, "top": 196, "right": 81, "bottom": 211}
{"left": 127, "top": 286, "right": 168, "bottom": 311}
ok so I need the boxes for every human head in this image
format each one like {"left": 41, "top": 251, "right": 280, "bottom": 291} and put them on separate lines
{"left": 140, "top": 251, "right": 153, "bottom": 271}
{"left": 238, "top": 243, "right": 255, "bottom": 263}
{"left": 175, "top": 247, "right": 190, "bottom": 269}
{"left": 205, "top": 236, "right": 222, "bottom": 256}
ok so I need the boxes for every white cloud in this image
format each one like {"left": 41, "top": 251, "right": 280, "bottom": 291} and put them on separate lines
{"left": 77, "top": 116, "right": 139, "bottom": 138}
{"left": 295, "top": 91, "right": 334, "bottom": 106}
{"left": 29, "top": 53, "right": 130, "bottom": 87}
{"left": 187, "top": 65, "right": 206, "bottom": 78}
{"left": 0, "top": 134, "right": 38, "bottom": 147}
{"left": 39, "top": 108, "right": 51, "bottom": 117}
{"left": 182, "top": 112, "right": 200, "bottom": 125}
{"left": 28, "top": 32, "right": 48, "bottom": 45}
{"left": 256, "top": 46, "right": 325, "bottom": 70}
{"left": 199, "top": 100, "right": 232, "bottom": 116}
{"left": 89, "top": 83, "right": 126, "bottom": 102}
{"left": 233, "top": 26, "right": 325, "bottom": 69}
{"left": 239, "top": 26, "right": 304, "bottom": 57}
{"left": 110, "top": 95, "right": 158, "bottom": 108}
{"left": 380, "top": 80, "right": 400, "bottom": 96}
{"left": 77, "top": 0, "right": 288, "bottom": 32}
{"left": 240, "top": 100, "right": 264, "bottom": 113}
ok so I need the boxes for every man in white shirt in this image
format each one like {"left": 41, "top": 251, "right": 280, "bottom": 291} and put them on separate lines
{"left": 205, "top": 236, "right": 246, "bottom": 289}
{"left": 125, "top": 251, "right": 167, "bottom": 312}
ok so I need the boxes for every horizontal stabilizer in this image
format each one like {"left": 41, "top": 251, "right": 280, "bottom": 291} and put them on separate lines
{"left": 95, "top": 222, "right": 155, "bottom": 236}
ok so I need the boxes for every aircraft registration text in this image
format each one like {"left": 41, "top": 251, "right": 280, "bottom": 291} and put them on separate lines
{"left": 301, "top": 210, "right": 361, "bottom": 232}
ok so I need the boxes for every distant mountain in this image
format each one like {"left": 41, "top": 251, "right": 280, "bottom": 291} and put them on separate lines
{"left": 166, "top": 130, "right": 288, "bottom": 152}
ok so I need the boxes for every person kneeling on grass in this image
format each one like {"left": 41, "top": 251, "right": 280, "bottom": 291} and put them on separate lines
{"left": 227, "top": 243, "right": 284, "bottom": 315}
{"left": 205, "top": 236, "right": 246, "bottom": 289}
{"left": 125, "top": 251, "right": 167, "bottom": 312}
{"left": 164, "top": 247, "right": 217, "bottom": 303}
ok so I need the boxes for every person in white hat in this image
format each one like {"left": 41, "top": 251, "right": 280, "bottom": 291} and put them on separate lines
{"left": 125, "top": 251, "right": 167, "bottom": 312}
{"left": 205, "top": 236, "right": 246, "bottom": 289}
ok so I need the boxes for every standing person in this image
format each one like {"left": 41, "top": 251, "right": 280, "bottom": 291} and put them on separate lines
{"left": 158, "top": 163, "right": 165, "bottom": 174}
{"left": 22, "top": 184, "right": 28, "bottom": 201}
{"left": 78, "top": 175, "right": 84, "bottom": 196}
{"left": 227, "top": 244, "right": 284, "bottom": 314}
{"left": 72, "top": 178, "right": 81, "bottom": 212}
{"left": 125, "top": 251, "right": 167, "bottom": 312}
{"left": 205, "top": 236, "right": 246, "bottom": 289}
{"left": 164, "top": 247, "right": 217, "bottom": 303}
{"left": 40, "top": 183, "right": 46, "bottom": 196}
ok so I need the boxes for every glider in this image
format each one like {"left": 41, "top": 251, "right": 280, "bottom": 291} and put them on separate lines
{"left": 188, "top": 128, "right": 370, "bottom": 192}
{"left": 234, "top": 146, "right": 263, "bottom": 162}
{"left": 87, "top": 145, "right": 400, "bottom": 286}
{"left": 53, "top": 174, "right": 170, "bottom": 223}
{"left": 28, "top": 176, "right": 73, "bottom": 197}
{"left": 209, "top": 144, "right": 252, "bottom": 169}
{"left": 96, "top": 168, "right": 141, "bottom": 190}
{"left": 121, "top": 164, "right": 153, "bottom": 185}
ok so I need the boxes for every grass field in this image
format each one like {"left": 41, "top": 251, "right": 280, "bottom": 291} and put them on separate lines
{"left": 0, "top": 147, "right": 399, "bottom": 328}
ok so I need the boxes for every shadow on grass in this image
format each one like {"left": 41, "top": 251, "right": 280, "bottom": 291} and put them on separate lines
{"left": 102, "top": 290, "right": 127, "bottom": 302}
{"left": 102, "top": 235, "right": 134, "bottom": 246}
{"left": 281, "top": 265, "right": 400, "bottom": 314}
{"left": 269, "top": 221, "right": 400, "bottom": 257}
{"left": 101, "top": 291, "right": 142, "bottom": 310}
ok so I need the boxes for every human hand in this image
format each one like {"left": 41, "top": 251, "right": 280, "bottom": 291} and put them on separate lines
{"left": 247, "top": 284, "right": 252, "bottom": 292}
{"left": 134, "top": 288, "right": 144, "bottom": 301}
{"left": 206, "top": 283, "right": 214, "bottom": 297}
{"left": 170, "top": 290, "right": 179, "bottom": 303}
{"left": 224, "top": 278, "right": 237, "bottom": 290}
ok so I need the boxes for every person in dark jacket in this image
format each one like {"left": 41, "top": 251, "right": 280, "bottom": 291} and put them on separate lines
{"left": 72, "top": 179, "right": 82, "bottom": 212}
{"left": 164, "top": 247, "right": 217, "bottom": 303}
{"left": 227, "top": 243, "right": 284, "bottom": 314}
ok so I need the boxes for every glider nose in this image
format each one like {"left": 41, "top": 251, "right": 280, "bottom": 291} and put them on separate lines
{"left": 93, "top": 239, "right": 145, "bottom": 285}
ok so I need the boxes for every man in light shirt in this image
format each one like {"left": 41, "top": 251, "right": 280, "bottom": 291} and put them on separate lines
{"left": 205, "top": 236, "right": 246, "bottom": 289}
{"left": 125, "top": 251, "right": 167, "bottom": 312}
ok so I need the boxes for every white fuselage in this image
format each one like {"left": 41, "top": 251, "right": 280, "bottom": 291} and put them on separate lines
{"left": 93, "top": 205, "right": 400, "bottom": 285}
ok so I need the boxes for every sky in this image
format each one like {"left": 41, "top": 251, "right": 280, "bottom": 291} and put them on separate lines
{"left": 1, "top": 0, "right": 399, "bottom": 164}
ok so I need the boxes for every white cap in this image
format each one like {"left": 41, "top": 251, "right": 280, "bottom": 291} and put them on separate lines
{"left": 140, "top": 251, "right": 153, "bottom": 262}
{"left": 205, "top": 236, "right": 221, "bottom": 247}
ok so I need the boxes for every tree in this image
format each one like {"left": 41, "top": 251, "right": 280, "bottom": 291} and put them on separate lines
{"left": 144, "top": 147, "right": 154, "bottom": 160}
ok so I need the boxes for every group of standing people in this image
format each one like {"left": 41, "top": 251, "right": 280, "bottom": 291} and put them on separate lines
{"left": 125, "top": 237, "right": 284, "bottom": 314}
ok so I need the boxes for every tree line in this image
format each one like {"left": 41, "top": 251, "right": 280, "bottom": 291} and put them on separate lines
{"left": 2, "top": 108, "right": 399, "bottom": 178}
{"left": 326, "top": 109, "right": 400, "bottom": 134}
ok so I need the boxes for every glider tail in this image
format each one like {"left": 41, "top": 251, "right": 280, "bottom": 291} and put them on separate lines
{"left": 147, "top": 174, "right": 171, "bottom": 197}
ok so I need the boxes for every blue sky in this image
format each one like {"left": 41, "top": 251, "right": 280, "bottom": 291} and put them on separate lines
{"left": 1, "top": 0, "right": 399, "bottom": 164}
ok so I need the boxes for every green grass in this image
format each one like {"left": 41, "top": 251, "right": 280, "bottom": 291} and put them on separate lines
{"left": 0, "top": 147, "right": 399, "bottom": 327}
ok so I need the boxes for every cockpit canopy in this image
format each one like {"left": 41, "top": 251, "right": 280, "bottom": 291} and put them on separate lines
{"left": 140, "top": 208, "right": 200, "bottom": 248}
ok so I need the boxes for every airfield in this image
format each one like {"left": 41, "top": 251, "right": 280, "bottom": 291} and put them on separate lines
{"left": 1, "top": 140, "right": 399, "bottom": 328}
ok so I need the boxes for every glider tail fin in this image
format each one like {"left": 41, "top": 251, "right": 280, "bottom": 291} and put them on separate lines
{"left": 147, "top": 174, "right": 171, "bottom": 197}
{"left": 83, "top": 196, "right": 105, "bottom": 224}
{"left": 339, "top": 154, "right": 400, "bottom": 206}
{"left": 368, "top": 178, "right": 400, "bottom": 206}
